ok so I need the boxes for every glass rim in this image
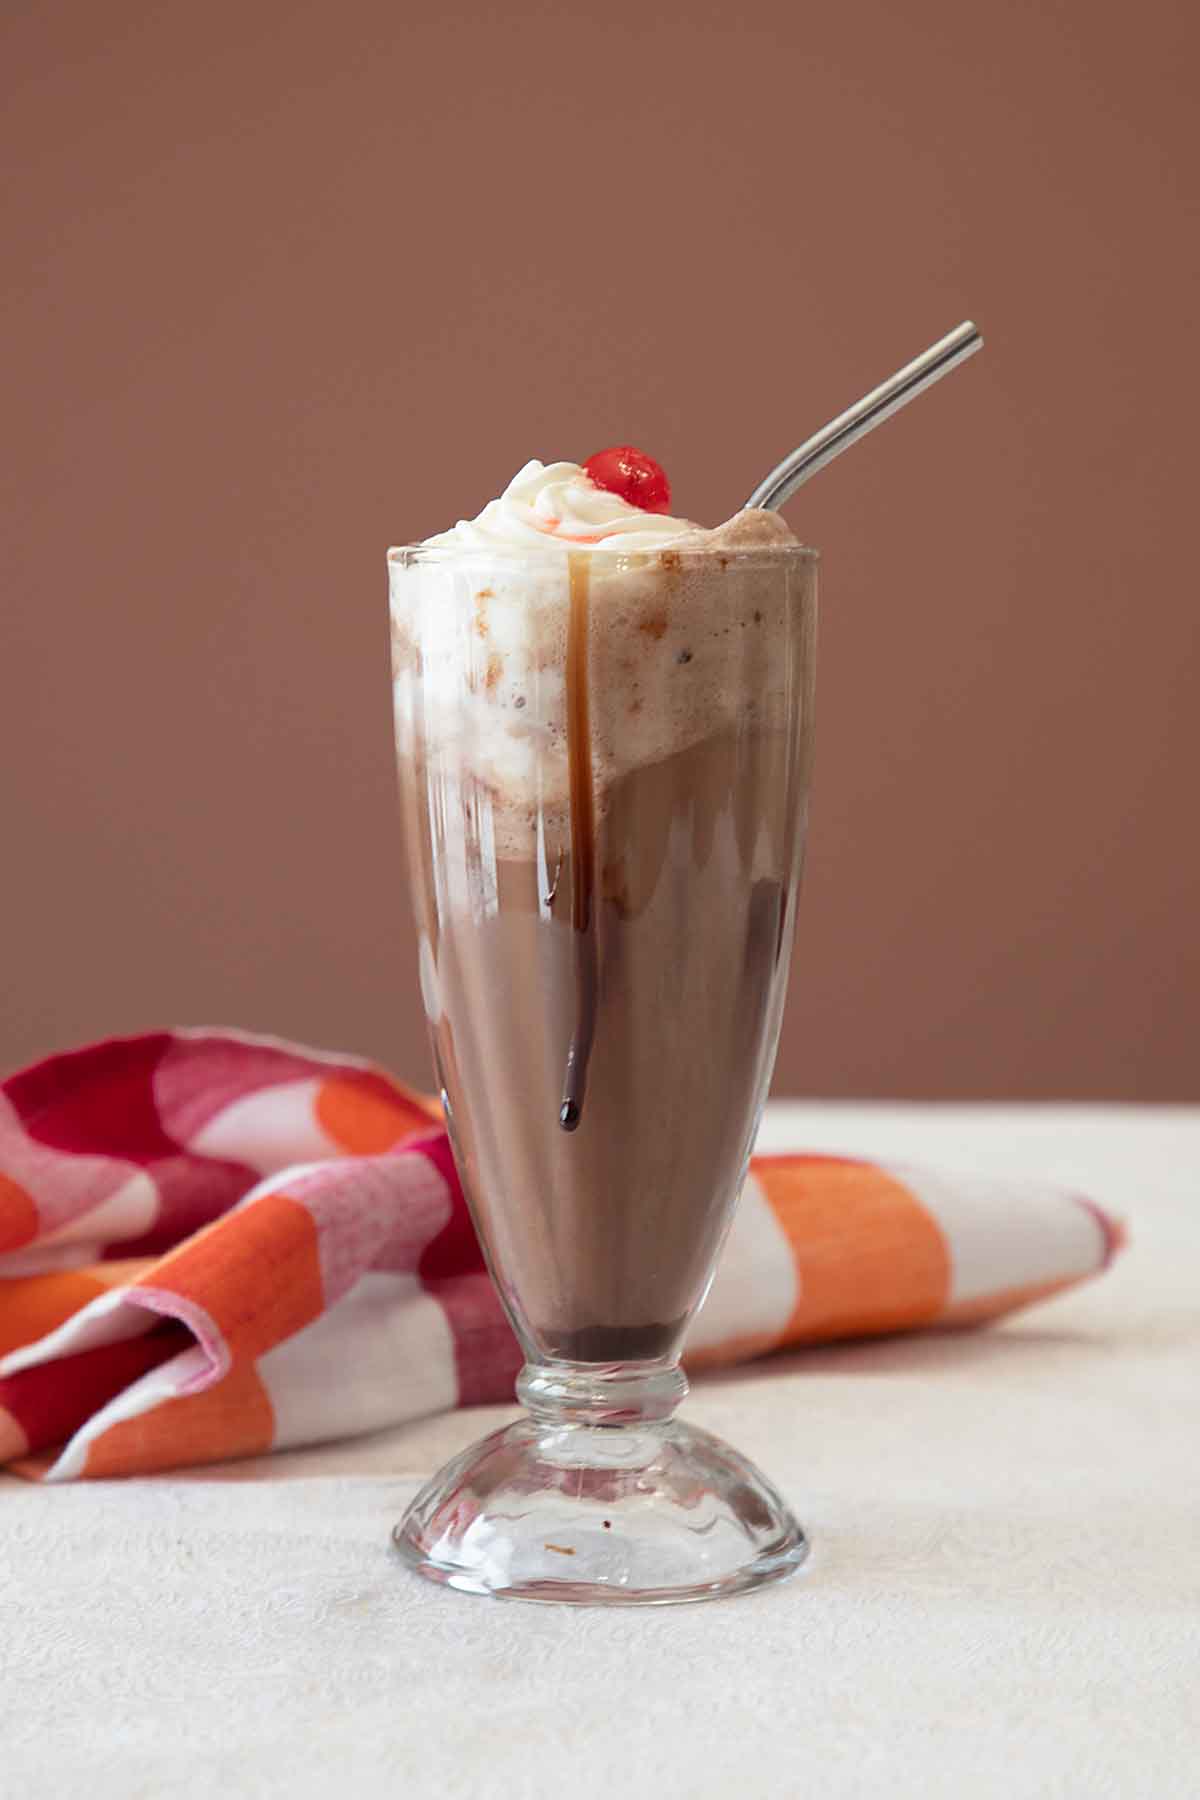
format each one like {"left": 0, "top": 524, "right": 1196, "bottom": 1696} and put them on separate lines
{"left": 388, "top": 539, "right": 819, "bottom": 566}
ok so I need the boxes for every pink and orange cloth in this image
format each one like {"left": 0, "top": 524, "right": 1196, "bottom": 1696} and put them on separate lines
{"left": 0, "top": 1030, "right": 1123, "bottom": 1482}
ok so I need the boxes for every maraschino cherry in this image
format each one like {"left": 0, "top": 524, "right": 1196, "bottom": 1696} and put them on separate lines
{"left": 582, "top": 446, "right": 671, "bottom": 515}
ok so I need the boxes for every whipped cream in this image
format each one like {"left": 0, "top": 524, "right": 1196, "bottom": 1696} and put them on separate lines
{"left": 423, "top": 459, "right": 701, "bottom": 554}
{"left": 392, "top": 467, "right": 809, "bottom": 856}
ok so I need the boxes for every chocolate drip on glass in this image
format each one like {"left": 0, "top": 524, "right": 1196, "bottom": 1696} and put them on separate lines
{"left": 559, "top": 550, "right": 598, "bottom": 1131}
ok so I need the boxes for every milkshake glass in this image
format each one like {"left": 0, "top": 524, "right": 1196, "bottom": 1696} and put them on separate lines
{"left": 389, "top": 488, "right": 817, "bottom": 1603}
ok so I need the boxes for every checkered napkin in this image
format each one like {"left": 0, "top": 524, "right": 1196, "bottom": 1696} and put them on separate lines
{"left": 0, "top": 1031, "right": 1122, "bottom": 1480}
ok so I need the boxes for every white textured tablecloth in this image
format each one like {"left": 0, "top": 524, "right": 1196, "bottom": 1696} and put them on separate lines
{"left": 2, "top": 1105, "right": 1197, "bottom": 1799}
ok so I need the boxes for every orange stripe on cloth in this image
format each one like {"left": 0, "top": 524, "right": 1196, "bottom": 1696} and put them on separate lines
{"left": 315, "top": 1073, "right": 441, "bottom": 1154}
{"left": 0, "top": 1260, "right": 154, "bottom": 1357}
{"left": 755, "top": 1156, "right": 950, "bottom": 1344}
{"left": 0, "top": 1271, "right": 107, "bottom": 1357}
{"left": 81, "top": 1357, "right": 275, "bottom": 1478}
{"left": 147, "top": 1192, "right": 324, "bottom": 1360}
{"left": 0, "top": 1175, "right": 39, "bottom": 1254}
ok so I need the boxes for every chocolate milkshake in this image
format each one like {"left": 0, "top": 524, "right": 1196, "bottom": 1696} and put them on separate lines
{"left": 390, "top": 458, "right": 816, "bottom": 1365}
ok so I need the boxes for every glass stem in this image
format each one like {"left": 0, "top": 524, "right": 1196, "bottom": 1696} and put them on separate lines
{"left": 517, "top": 1359, "right": 688, "bottom": 1431}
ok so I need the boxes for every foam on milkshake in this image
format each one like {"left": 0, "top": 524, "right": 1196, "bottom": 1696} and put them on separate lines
{"left": 390, "top": 459, "right": 805, "bottom": 856}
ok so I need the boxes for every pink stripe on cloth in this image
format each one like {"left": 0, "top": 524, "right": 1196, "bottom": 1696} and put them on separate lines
{"left": 431, "top": 1269, "right": 522, "bottom": 1407}
{"left": 279, "top": 1147, "right": 454, "bottom": 1304}
{"left": 101, "top": 1158, "right": 254, "bottom": 1259}
{"left": 121, "top": 1287, "right": 231, "bottom": 1392}
{"left": 2, "top": 1035, "right": 260, "bottom": 1255}
{"left": 153, "top": 1032, "right": 358, "bottom": 1143}
{"left": 0, "top": 1092, "right": 146, "bottom": 1246}
{"left": 414, "top": 1132, "right": 487, "bottom": 1282}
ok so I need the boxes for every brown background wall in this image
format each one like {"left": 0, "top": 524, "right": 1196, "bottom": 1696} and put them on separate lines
{"left": 4, "top": 0, "right": 1197, "bottom": 1098}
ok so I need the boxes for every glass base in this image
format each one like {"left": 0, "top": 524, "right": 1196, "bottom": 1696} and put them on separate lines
{"left": 392, "top": 1412, "right": 809, "bottom": 1606}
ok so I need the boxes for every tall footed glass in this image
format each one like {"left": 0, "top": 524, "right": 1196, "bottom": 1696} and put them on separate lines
{"left": 389, "top": 536, "right": 817, "bottom": 1604}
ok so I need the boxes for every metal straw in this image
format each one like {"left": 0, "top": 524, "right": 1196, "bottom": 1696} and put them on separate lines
{"left": 745, "top": 320, "right": 983, "bottom": 512}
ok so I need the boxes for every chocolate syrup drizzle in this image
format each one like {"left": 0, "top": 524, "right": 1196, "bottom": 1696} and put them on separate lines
{"left": 559, "top": 551, "right": 598, "bottom": 1131}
